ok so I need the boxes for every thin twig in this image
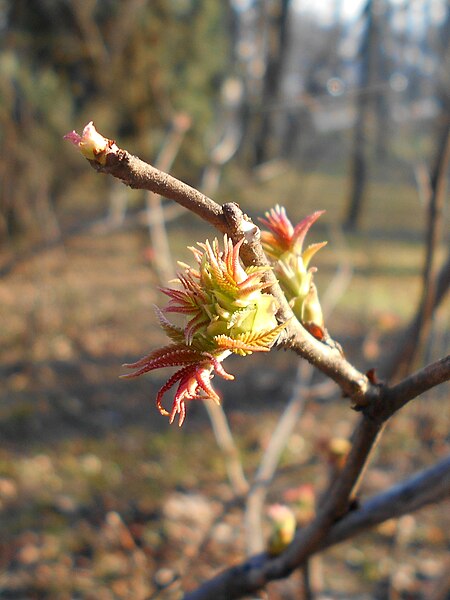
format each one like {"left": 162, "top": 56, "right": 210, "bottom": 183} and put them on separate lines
{"left": 91, "top": 148, "right": 227, "bottom": 231}
{"left": 321, "top": 454, "right": 450, "bottom": 549}
{"left": 301, "top": 561, "right": 314, "bottom": 600}
{"left": 88, "top": 143, "right": 375, "bottom": 404}
{"left": 383, "top": 250, "right": 450, "bottom": 381}
{"left": 381, "top": 354, "right": 450, "bottom": 418}
{"left": 205, "top": 399, "right": 249, "bottom": 497}
{"left": 244, "top": 361, "right": 313, "bottom": 555}
{"left": 411, "top": 122, "right": 450, "bottom": 362}
{"left": 391, "top": 121, "right": 450, "bottom": 379}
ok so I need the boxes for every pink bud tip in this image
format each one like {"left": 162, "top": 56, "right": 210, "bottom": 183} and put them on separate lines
{"left": 63, "top": 121, "right": 109, "bottom": 162}
{"left": 63, "top": 130, "right": 82, "bottom": 145}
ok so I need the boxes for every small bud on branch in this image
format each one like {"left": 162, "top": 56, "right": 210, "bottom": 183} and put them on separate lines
{"left": 64, "top": 121, "right": 117, "bottom": 165}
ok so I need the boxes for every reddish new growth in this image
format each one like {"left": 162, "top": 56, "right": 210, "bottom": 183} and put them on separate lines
{"left": 259, "top": 205, "right": 326, "bottom": 263}
{"left": 259, "top": 205, "right": 327, "bottom": 339}
{"left": 122, "top": 236, "right": 285, "bottom": 426}
{"left": 123, "top": 346, "right": 234, "bottom": 427}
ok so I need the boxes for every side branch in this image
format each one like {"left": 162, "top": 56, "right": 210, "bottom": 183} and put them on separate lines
{"left": 183, "top": 352, "right": 449, "bottom": 599}
{"left": 183, "top": 455, "right": 450, "bottom": 599}
{"left": 390, "top": 120, "right": 450, "bottom": 379}
{"left": 182, "top": 413, "right": 384, "bottom": 600}
{"left": 383, "top": 355, "right": 450, "bottom": 418}
{"left": 385, "top": 251, "right": 450, "bottom": 381}
{"left": 322, "top": 454, "right": 450, "bottom": 548}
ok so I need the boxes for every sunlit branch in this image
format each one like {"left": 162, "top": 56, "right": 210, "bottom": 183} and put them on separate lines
{"left": 83, "top": 136, "right": 376, "bottom": 405}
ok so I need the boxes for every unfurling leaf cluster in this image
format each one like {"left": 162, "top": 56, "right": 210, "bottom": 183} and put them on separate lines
{"left": 122, "top": 207, "right": 326, "bottom": 426}
{"left": 122, "top": 235, "right": 286, "bottom": 425}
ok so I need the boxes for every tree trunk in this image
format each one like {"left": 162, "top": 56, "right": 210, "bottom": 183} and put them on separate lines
{"left": 345, "top": 0, "right": 378, "bottom": 231}
{"left": 253, "top": 0, "right": 290, "bottom": 165}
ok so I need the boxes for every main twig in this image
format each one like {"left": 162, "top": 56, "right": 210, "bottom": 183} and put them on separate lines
{"left": 65, "top": 126, "right": 450, "bottom": 600}
{"left": 72, "top": 131, "right": 376, "bottom": 406}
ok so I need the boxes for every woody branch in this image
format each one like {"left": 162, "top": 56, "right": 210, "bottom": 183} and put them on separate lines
{"left": 65, "top": 126, "right": 450, "bottom": 600}
{"left": 81, "top": 138, "right": 377, "bottom": 404}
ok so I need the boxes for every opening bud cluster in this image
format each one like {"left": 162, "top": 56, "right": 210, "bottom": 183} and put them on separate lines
{"left": 123, "top": 235, "right": 286, "bottom": 425}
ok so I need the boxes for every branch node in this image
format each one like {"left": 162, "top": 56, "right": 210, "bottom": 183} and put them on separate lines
{"left": 222, "top": 202, "right": 258, "bottom": 242}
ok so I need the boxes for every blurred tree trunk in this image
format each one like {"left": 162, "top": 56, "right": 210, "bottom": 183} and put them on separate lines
{"left": 253, "top": 0, "right": 290, "bottom": 165}
{"left": 344, "top": 0, "right": 379, "bottom": 231}
{"left": 374, "top": 0, "right": 391, "bottom": 161}
{"left": 435, "top": 1, "right": 450, "bottom": 114}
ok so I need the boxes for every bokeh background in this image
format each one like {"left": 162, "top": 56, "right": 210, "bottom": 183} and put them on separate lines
{"left": 0, "top": 1, "right": 449, "bottom": 598}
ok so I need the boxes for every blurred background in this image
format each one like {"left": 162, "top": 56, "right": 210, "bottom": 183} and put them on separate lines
{"left": 0, "top": 1, "right": 449, "bottom": 598}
